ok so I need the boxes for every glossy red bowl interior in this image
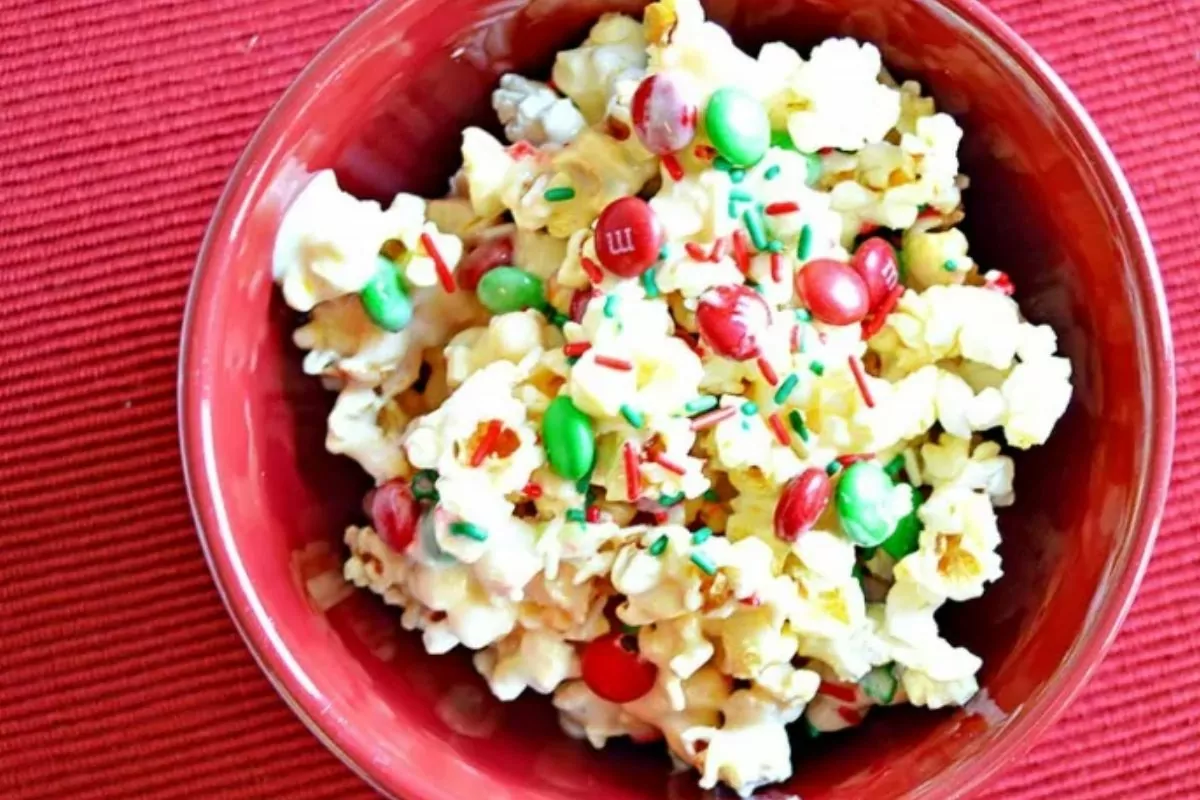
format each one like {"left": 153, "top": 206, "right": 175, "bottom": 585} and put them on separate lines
{"left": 180, "top": 0, "right": 1175, "bottom": 797}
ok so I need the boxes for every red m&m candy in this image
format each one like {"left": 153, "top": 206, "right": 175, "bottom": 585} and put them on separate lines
{"left": 695, "top": 284, "right": 772, "bottom": 361}
{"left": 631, "top": 73, "right": 698, "bottom": 156}
{"left": 370, "top": 478, "right": 420, "bottom": 553}
{"left": 457, "top": 234, "right": 514, "bottom": 291}
{"left": 850, "top": 237, "right": 900, "bottom": 309}
{"left": 774, "top": 468, "right": 833, "bottom": 543}
{"left": 594, "top": 197, "right": 664, "bottom": 278}
{"left": 581, "top": 632, "right": 658, "bottom": 703}
{"left": 795, "top": 259, "right": 870, "bottom": 326}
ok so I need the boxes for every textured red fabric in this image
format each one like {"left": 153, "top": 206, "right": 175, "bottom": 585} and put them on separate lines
{"left": 1, "top": 0, "right": 1198, "bottom": 797}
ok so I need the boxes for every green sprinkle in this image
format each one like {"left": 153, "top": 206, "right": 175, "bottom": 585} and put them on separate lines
{"left": 690, "top": 551, "right": 717, "bottom": 575}
{"left": 750, "top": 282, "right": 765, "bottom": 295}
{"left": 565, "top": 508, "right": 587, "bottom": 523}
{"left": 804, "top": 151, "right": 822, "bottom": 186}
{"left": 550, "top": 310, "right": 569, "bottom": 327}
{"left": 730, "top": 169, "right": 746, "bottom": 183}
{"left": 741, "top": 402, "right": 759, "bottom": 416}
{"left": 740, "top": 419, "right": 751, "bottom": 431}
{"left": 797, "top": 224, "right": 813, "bottom": 261}
{"left": 412, "top": 469, "right": 439, "bottom": 501}
{"left": 543, "top": 186, "right": 576, "bottom": 202}
{"left": 620, "top": 404, "right": 645, "bottom": 429}
{"left": 743, "top": 208, "right": 769, "bottom": 250}
{"left": 566, "top": 356, "right": 580, "bottom": 366}
{"left": 649, "top": 535, "right": 669, "bottom": 556}
{"left": 774, "top": 373, "right": 799, "bottom": 404}
{"left": 766, "top": 239, "right": 785, "bottom": 254}
{"left": 659, "top": 244, "right": 671, "bottom": 261}
{"left": 450, "top": 521, "right": 489, "bottom": 541}
{"left": 641, "top": 268, "right": 659, "bottom": 298}
{"left": 852, "top": 563, "right": 865, "bottom": 579}
{"left": 603, "top": 295, "right": 620, "bottom": 318}
{"left": 713, "top": 156, "right": 733, "bottom": 172}
{"left": 764, "top": 165, "right": 781, "bottom": 180}
{"left": 620, "top": 622, "right": 640, "bottom": 635}
{"left": 771, "top": 128, "right": 797, "bottom": 151}
{"left": 575, "top": 465, "right": 595, "bottom": 494}
{"left": 703, "top": 489, "right": 720, "bottom": 502}
{"left": 727, "top": 197, "right": 741, "bottom": 219}
{"left": 788, "top": 409, "right": 810, "bottom": 442}
{"left": 809, "top": 361, "right": 825, "bottom": 376}
{"left": 885, "top": 454, "right": 906, "bottom": 478}
{"left": 730, "top": 189, "right": 754, "bottom": 203}
{"left": 659, "top": 491, "right": 685, "bottom": 506}
{"left": 691, "top": 527, "right": 713, "bottom": 545}
{"left": 825, "top": 460, "right": 842, "bottom": 476}
{"left": 804, "top": 718, "right": 823, "bottom": 738}
{"left": 794, "top": 308, "right": 813, "bottom": 323}
{"left": 942, "top": 259, "right": 958, "bottom": 272}
{"left": 684, "top": 396, "right": 718, "bottom": 415}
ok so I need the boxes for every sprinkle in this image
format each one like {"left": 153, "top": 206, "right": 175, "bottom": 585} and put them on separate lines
{"left": 580, "top": 256, "right": 604, "bottom": 284}
{"left": 836, "top": 453, "right": 875, "bottom": 468}
{"left": 690, "top": 551, "right": 717, "bottom": 575}
{"left": 652, "top": 509, "right": 669, "bottom": 524}
{"left": 764, "top": 165, "right": 781, "bottom": 180}
{"left": 662, "top": 153, "right": 684, "bottom": 181}
{"left": 620, "top": 622, "right": 640, "bottom": 636}
{"left": 659, "top": 244, "right": 671, "bottom": 261}
{"left": 774, "top": 373, "right": 799, "bottom": 404}
{"left": 595, "top": 355, "right": 634, "bottom": 371}
{"left": 659, "top": 491, "right": 684, "bottom": 506}
{"left": 623, "top": 442, "right": 642, "bottom": 501}
{"left": 412, "top": 469, "right": 439, "bottom": 501}
{"left": 730, "top": 169, "right": 746, "bottom": 183}
{"left": 861, "top": 283, "right": 905, "bottom": 340}
{"left": 685, "top": 242, "right": 709, "bottom": 261}
{"left": 858, "top": 222, "right": 880, "bottom": 236}
{"left": 575, "top": 473, "right": 592, "bottom": 493}
{"left": 713, "top": 156, "right": 732, "bottom": 172}
{"left": 603, "top": 294, "right": 620, "bottom": 318}
{"left": 620, "top": 404, "right": 645, "bottom": 429}
{"left": 449, "top": 521, "right": 488, "bottom": 541}
{"left": 741, "top": 401, "right": 759, "bottom": 416}
{"left": 684, "top": 396, "right": 717, "bottom": 415}
{"left": 790, "top": 325, "right": 801, "bottom": 353}
{"left": 522, "top": 482, "right": 543, "bottom": 499}
{"left": 885, "top": 454, "right": 906, "bottom": 478}
{"left": 649, "top": 535, "right": 669, "bottom": 556}
{"left": 690, "top": 406, "right": 738, "bottom": 431}
{"left": 766, "top": 240, "right": 785, "bottom": 254}
{"left": 727, "top": 197, "right": 742, "bottom": 219}
{"left": 650, "top": 452, "right": 687, "bottom": 476}
{"left": 703, "top": 488, "right": 720, "bottom": 502}
{"left": 730, "top": 189, "right": 754, "bottom": 203}
{"left": 710, "top": 237, "right": 729, "bottom": 262}
{"left": 469, "top": 419, "right": 502, "bottom": 467}
{"left": 743, "top": 207, "right": 768, "bottom": 250}
{"left": 694, "top": 144, "right": 718, "bottom": 160}
{"left": 544, "top": 186, "right": 576, "bottom": 202}
{"left": 508, "top": 141, "right": 537, "bottom": 160}
{"left": 420, "top": 232, "right": 456, "bottom": 293}
{"left": 691, "top": 527, "right": 712, "bottom": 544}
{"left": 566, "top": 508, "right": 586, "bottom": 523}
{"left": 917, "top": 203, "right": 939, "bottom": 219}
{"left": 741, "top": 419, "right": 751, "bottom": 431}
{"left": 769, "top": 251, "right": 784, "bottom": 283}
{"left": 797, "top": 224, "right": 813, "bottom": 262}
{"left": 757, "top": 356, "right": 779, "bottom": 386}
{"left": 848, "top": 356, "right": 875, "bottom": 408}
{"left": 805, "top": 719, "right": 823, "bottom": 739}
{"left": 942, "top": 259, "right": 958, "bottom": 272}
{"left": 586, "top": 506, "right": 601, "bottom": 523}
{"left": 808, "top": 361, "right": 825, "bottom": 376}
{"left": 825, "top": 461, "right": 843, "bottom": 476}
{"left": 550, "top": 310, "right": 569, "bottom": 327}
{"left": 732, "top": 230, "right": 751, "bottom": 275}
{"left": 764, "top": 201, "right": 799, "bottom": 216}
{"left": 984, "top": 270, "right": 1016, "bottom": 296}
{"left": 788, "top": 409, "right": 810, "bottom": 442}
{"left": 795, "top": 308, "right": 813, "bottom": 322}
{"left": 837, "top": 707, "right": 865, "bottom": 725}
{"left": 642, "top": 268, "right": 659, "bottom": 298}
{"left": 767, "top": 412, "right": 790, "bottom": 446}
{"left": 563, "top": 341, "right": 592, "bottom": 357}
{"left": 819, "top": 681, "right": 859, "bottom": 704}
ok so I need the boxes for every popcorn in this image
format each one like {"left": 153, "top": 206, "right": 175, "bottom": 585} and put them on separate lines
{"left": 474, "top": 627, "right": 581, "bottom": 700}
{"left": 552, "top": 14, "right": 647, "bottom": 123}
{"left": 493, "top": 74, "right": 587, "bottom": 146}
{"left": 785, "top": 39, "right": 901, "bottom": 153}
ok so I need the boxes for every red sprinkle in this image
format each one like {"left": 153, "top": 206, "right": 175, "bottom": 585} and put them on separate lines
{"left": 757, "top": 356, "right": 779, "bottom": 386}
{"left": 623, "top": 442, "right": 642, "bottom": 501}
{"left": 470, "top": 420, "right": 502, "bottom": 467}
{"left": 837, "top": 706, "right": 865, "bottom": 725}
{"left": 836, "top": 453, "right": 875, "bottom": 467}
{"left": 421, "top": 232, "right": 456, "bottom": 293}
{"left": 650, "top": 452, "right": 687, "bottom": 476}
{"left": 985, "top": 271, "right": 1016, "bottom": 296}
{"left": 652, "top": 509, "right": 669, "bottom": 524}
{"left": 819, "top": 681, "right": 859, "bottom": 703}
{"left": 508, "top": 141, "right": 538, "bottom": 160}
{"left": 848, "top": 356, "right": 875, "bottom": 408}
{"left": 732, "top": 230, "right": 751, "bottom": 275}
{"left": 857, "top": 222, "right": 880, "bottom": 236}
{"left": 790, "top": 325, "right": 801, "bottom": 353}
{"left": 586, "top": 506, "right": 601, "bottom": 523}
{"left": 522, "top": 482, "right": 543, "bottom": 499}
{"left": 710, "top": 237, "right": 729, "bottom": 262}
{"left": 685, "top": 242, "right": 710, "bottom": 261}
{"left": 861, "top": 283, "right": 905, "bottom": 340}
{"left": 662, "top": 153, "right": 685, "bottom": 181}
{"left": 917, "top": 205, "right": 940, "bottom": 220}
{"left": 595, "top": 355, "right": 634, "bottom": 371}
{"left": 764, "top": 201, "right": 800, "bottom": 216}
{"left": 580, "top": 256, "right": 605, "bottom": 284}
{"left": 694, "top": 144, "right": 717, "bottom": 160}
{"left": 770, "top": 251, "right": 784, "bottom": 283}
{"left": 740, "top": 594, "right": 762, "bottom": 607}
{"left": 690, "top": 406, "right": 738, "bottom": 432}
{"left": 563, "top": 341, "right": 592, "bottom": 358}
{"left": 767, "top": 413, "right": 790, "bottom": 446}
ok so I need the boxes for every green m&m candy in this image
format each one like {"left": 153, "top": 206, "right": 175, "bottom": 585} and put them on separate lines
{"left": 360, "top": 256, "right": 413, "bottom": 332}
{"left": 476, "top": 266, "right": 544, "bottom": 314}
{"left": 835, "top": 461, "right": 897, "bottom": 547}
{"left": 880, "top": 483, "right": 923, "bottom": 560}
{"left": 704, "top": 87, "right": 770, "bottom": 168}
{"left": 542, "top": 396, "right": 595, "bottom": 480}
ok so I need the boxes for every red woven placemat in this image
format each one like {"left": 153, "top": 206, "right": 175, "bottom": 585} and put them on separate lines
{"left": 1, "top": 0, "right": 1198, "bottom": 797}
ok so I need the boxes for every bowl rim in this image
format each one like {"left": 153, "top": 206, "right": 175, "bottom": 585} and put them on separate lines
{"left": 178, "top": 0, "right": 1176, "bottom": 797}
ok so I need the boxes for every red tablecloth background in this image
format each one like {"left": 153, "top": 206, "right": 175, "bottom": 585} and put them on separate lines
{"left": 2, "top": 0, "right": 1198, "bottom": 797}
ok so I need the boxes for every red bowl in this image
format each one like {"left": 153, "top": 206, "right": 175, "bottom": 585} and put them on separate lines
{"left": 179, "top": 0, "right": 1175, "bottom": 797}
